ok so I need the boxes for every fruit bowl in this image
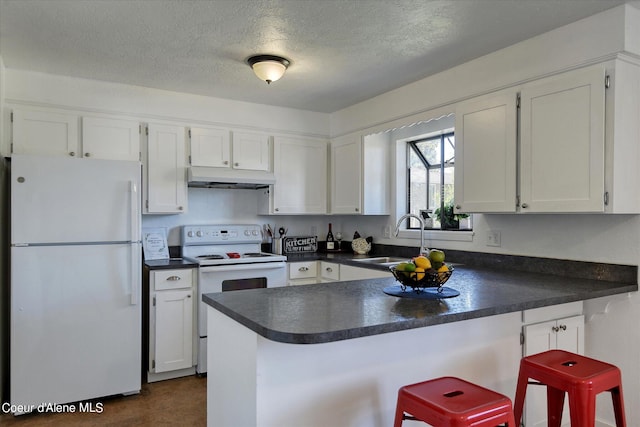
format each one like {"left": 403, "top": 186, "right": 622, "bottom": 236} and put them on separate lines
{"left": 389, "top": 264, "right": 454, "bottom": 292}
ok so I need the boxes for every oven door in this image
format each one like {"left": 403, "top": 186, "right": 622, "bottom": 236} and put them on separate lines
{"left": 197, "top": 261, "right": 287, "bottom": 337}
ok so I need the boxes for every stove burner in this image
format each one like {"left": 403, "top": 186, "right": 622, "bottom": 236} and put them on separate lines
{"left": 197, "top": 254, "right": 224, "bottom": 260}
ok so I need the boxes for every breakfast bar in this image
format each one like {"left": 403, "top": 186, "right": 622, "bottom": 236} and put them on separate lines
{"left": 203, "top": 264, "right": 636, "bottom": 427}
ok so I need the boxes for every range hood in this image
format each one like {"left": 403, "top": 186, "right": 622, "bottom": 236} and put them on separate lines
{"left": 188, "top": 166, "right": 276, "bottom": 189}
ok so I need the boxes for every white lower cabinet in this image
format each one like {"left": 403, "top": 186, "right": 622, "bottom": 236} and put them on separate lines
{"left": 287, "top": 261, "right": 389, "bottom": 285}
{"left": 148, "top": 268, "right": 196, "bottom": 382}
{"left": 319, "top": 262, "right": 340, "bottom": 282}
{"left": 522, "top": 303, "right": 584, "bottom": 427}
{"left": 287, "top": 261, "right": 319, "bottom": 286}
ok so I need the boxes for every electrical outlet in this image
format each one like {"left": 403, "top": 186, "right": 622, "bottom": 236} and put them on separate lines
{"left": 383, "top": 226, "right": 391, "bottom": 238}
{"left": 486, "top": 230, "right": 501, "bottom": 247}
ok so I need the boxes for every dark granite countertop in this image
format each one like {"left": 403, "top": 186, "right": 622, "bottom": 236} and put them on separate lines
{"left": 144, "top": 258, "right": 198, "bottom": 270}
{"left": 203, "top": 262, "right": 637, "bottom": 345}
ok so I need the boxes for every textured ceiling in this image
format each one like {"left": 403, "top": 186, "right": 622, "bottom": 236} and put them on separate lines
{"left": 0, "top": 0, "right": 631, "bottom": 113}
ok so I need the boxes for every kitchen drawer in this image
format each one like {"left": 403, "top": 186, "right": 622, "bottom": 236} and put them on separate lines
{"left": 152, "top": 269, "right": 194, "bottom": 291}
{"left": 288, "top": 261, "right": 318, "bottom": 280}
{"left": 320, "top": 262, "right": 340, "bottom": 281}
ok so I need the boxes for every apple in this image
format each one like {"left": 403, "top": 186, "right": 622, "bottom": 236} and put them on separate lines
{"left": 429, "top": 249, "right": 445, "bottom": 263}
{"left": 429, "top": 249, "right": 445, "bottom": 269}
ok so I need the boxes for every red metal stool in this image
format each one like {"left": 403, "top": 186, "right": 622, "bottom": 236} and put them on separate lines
{"left": 513, "top": 349, "right": 626, "bottom": 427}
{"left": 394, "top": 376, "right": 517, "bottom": 427}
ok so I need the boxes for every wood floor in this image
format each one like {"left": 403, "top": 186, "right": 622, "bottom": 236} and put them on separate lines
{"left": 0, "top": 375, "right": 206, "bottom": 426}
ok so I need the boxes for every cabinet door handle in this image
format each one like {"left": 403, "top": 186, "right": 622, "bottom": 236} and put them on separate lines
{"left": 455, "top": 204, "right": 462, "bottom": 210}
{"left": 552, "top": 326, "right": 560, "bottom": 332}
{"left": 167, "top": 276, "right": 181, "bottom": 281}
{"left": 84, "top": 152, "right": 91, "bottom": 157}
{"left": 234, "top": 162, "right": 239, "bottom": 167}
{"left": 187, "top": 294, "right": 192, "bottom": 298}
{"left": 326, "top": 267, "right": 333, "bottom": 272}
{"left": 559, "top": 324, "right": 567, "bottom": 331}
{"left": 298, "top": 266, "right": 309, "bottom": 272}
{"left": 223, "top": 160, "right": 229, "bottom": 165}
{"left": 69, "top": 151, "right": 76, "bottom": 157}
{"left": 521, "top": 203, "right": 529, "bottom": 209}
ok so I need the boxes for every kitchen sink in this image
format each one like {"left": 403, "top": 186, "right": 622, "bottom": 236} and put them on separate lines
{"left": 353, "top": 256, "right": 409, "bottom": 266}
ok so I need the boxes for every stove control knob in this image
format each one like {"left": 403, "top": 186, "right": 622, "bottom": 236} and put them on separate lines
{"left": 244, "top": 230, "right": 251, "bottom": 236}
{"left": 187, "top": 231, "right": 194, "bottom": 237}
{"left": 196, "top": 231, "right": 203, "bottom": 237}
{"left": 252, "top": 230, "right": 259, "bottom": 236}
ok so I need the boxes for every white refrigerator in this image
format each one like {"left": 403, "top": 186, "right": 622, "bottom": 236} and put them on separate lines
{"left": 10, "top": 154, "right": 142, "bottom": 414}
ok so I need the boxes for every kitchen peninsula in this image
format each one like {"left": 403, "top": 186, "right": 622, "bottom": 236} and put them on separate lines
{"left": 203, "top": 262, "right": 636, "bottom": 427}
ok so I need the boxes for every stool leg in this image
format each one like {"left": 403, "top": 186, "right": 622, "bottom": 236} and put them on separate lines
{"left": 393, "top": 395, "right": 405, "bottom": 427}
{"left": 513, "top": 371, "right": 528, "bottom": 424}
{"left": 547, "top": 386, "right": 565, "bottom": 427}
{"left": 568, "top": 386, "right": 596, "bottom": 427}
{"left": 611, "top": 386, "right": 627, "bottom": 427}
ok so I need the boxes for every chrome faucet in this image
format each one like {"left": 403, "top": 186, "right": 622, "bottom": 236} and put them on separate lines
{"left": 394, "top": 213, "right": 429, "bottom": 256}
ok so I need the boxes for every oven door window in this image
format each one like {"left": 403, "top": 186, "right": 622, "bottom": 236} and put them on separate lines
{"left": 221, "top": 277, "right": 267, "bottom": 292}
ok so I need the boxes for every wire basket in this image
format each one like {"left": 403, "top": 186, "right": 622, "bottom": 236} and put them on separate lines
{"left": 389, "top": 265, "right": 454, "bottom": 292}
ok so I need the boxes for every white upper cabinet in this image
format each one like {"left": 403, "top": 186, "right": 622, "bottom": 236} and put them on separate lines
{"left": 520, "top": 66, "right": 605, "bottom": 213}
{"left": 330, "top": 134, "right": 362, "bottom": 214}
{"left": 330, "top": 133, "right": 390, "bottom": 215}
{"left": 82, "top": 116, "right": 140, "bottom": 161}
{"left": 602, "top": 59, "right": 640, "bottom": 213}
{"left": 232, "top": 131, "right": 270, "bottom": 171}
{"left": 189, "top": 127, "right": 269, "bottom": 171}
{"left": 12, "top": 110, "right": 79, "bottom": 157}
{"left": 260, "top": 136, "right": 327, "bottom": 214}
{"left": 453, "top": 62, "right": 640, "bottom": 214}
{"left": 144, "top": 123, "right": 188, "bottom": 214}
{"left": 189, "top": 127, "right": 231, "bottom": 168}
{"left": 13, "top": 110, "right": 140, "bottom": 161}
{"left": 454, "top": 90, "right": 518, "bottom": 213}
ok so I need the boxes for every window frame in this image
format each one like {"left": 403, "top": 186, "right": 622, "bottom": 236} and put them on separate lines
{"left": 392, "top": 118, "right": 473, "bottom": 244}
{"left": 406, "top": 131, "right": 457, "bottom": 230}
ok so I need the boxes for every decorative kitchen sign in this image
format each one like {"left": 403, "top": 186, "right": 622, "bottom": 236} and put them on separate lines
{"left": 142, "top": 227, "right": 169, "bottom": 260}
{"left": 283, "top": 236, "right": 318, "bottom": 253}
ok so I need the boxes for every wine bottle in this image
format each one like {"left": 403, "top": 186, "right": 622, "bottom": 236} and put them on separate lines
{"left": 326, "top": 223, "right": 335, "bottom": 251}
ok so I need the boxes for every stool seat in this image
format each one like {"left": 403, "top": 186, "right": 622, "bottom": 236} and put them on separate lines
{"left": 394, "top": 376, "right": 516, "bottom": 427}
{"left": 514, "top": 350, "right": 626, "bottom": 427}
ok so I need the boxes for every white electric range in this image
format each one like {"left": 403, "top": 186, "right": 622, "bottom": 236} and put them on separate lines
{"left": 182, "top": 224, "right": 287, "bottom": 374}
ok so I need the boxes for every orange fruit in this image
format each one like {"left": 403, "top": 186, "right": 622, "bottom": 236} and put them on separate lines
{"left": 413, "top": 256, "right": 431, "bottom": 270}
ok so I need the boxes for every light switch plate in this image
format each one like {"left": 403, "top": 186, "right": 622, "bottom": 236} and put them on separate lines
{"left": 486, "top": 230, "right": 501, "bottom": 247}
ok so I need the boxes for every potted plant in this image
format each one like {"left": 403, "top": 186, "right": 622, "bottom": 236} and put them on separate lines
{"left": 434, "top": 204, "right": 469, "bottom": 230}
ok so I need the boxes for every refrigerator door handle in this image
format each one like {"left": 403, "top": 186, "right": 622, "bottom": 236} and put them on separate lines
{"left": 131, "top": 246, "right": 139, "bottom": 306}
{"left": 129, "top": 180, "right": 139, "bottom": 241}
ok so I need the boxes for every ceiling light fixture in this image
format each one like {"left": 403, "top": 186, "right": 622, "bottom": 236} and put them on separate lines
{"left": 247, "top": 55, "right": 290, "bottom": 84}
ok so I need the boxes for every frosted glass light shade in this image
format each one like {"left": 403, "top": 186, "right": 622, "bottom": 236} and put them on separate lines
{"left": 247, "top": 55, "right": 290, "bottom": 84}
